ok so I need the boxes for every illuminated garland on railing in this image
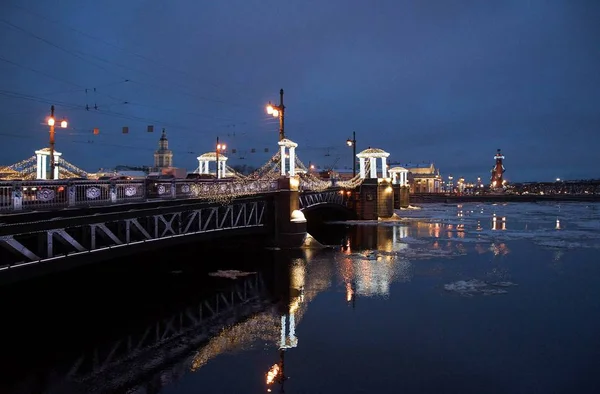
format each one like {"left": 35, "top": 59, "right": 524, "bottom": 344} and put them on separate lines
{"left": 58, "top": 158, "right": 88, "bottom": 177}
{"left": 163, "top": 152, "right": 285, "bottom": 204}
{"left": 337, "top": 161, "right": 369, "bottom": 189}
{"left": 8, "top": 156, "right": 36, "bottom": 172}
{"left": 244, "top": 151, "right": 282, "bottom": 181}
{"left": 225, "top": 165, "right": 246, "bottom": 179}
{"left": 293, "top": 156, "right": 334, "bottom": 191}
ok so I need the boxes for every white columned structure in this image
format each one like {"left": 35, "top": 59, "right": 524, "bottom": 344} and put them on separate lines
{"left": 36, "top": 153, "right": 43, "bottom": 179}
{"left": 359, "top": 158, "right": 366, "bottom": 178}
{"left": 277, "top": 138, "right": 299, "bottom": 177}
{"left": 279, "top": 145, "right": 286, "bottom": 176}
{"left": 289, "top": 146, "right": 296, "bottom": 176}
{"left": 389, "top": 167, "right": 409, "bottom": 186}
{"left": 356, "top": 148, "right": 391, "bottom": 179}
{"left": 196, "top": 152, "right": 227, "bottom": 178}
{"left": 369, "top": 158, "right": 377, "bottom": 178}
{"left": 35, "top": 148, "right": 62, "bottom": 179}
{"left": 53, "top": 153, "right": 60, "bottom": 179}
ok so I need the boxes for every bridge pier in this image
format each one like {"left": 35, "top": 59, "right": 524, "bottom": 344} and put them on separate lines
{"left": 270, "top": 176, "right": 307, "bottom": 248}
{"left": 393, "top": 185, "right": 410, "bottom": 209}
{"left": 355, "top": 178, "right": 394, "bottom": 220}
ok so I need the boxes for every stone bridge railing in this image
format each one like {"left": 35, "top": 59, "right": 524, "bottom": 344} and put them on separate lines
{"left": 0, "top": 179, "right": 280, "bottom": 212}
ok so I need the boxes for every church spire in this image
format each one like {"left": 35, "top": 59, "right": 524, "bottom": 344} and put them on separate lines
{"left": 154, "top": 128, "right": 173, "bottom": 169}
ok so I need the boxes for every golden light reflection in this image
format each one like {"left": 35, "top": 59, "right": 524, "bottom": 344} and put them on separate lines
{"left": 490, "top": 243, "right": 510, "bottom": 256}
{"left": 429, "top": 223, "right": 441, "bottom": 238}
{"left": 457, "top": 224, "right": 465, "bottom": 238}
{"left": 492, "top": 215, "right": 507, "bottom": 231}
{"left": 346, "top": 282, "right": 354, "bottom": 302}
{"left": 290, "top": 260, "right": 305, "bottom": 293}
{"left": 191, "top": 312, "right": 281, "bottom": 372}
{"left": 266, "top": 363, "right": 280, "bottom": 385}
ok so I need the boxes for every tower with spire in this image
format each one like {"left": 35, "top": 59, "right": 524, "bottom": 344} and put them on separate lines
{"left": 490, "top": 148, "right": 505, "bottom": 188}
{"left": 154, "top": 128, "right": 173, "bottom": 169}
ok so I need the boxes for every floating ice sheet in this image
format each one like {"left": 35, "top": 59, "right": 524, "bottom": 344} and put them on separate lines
{"left": 208, "top": 270, "right": 257, "bottom": 279}
{"left": 443, "top": 279, "right": 518, "bottom": 296}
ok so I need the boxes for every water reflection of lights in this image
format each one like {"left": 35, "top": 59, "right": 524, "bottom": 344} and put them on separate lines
{"left": 281, "top": 260, "right": 305, "bottom": 349}
{"left": 346, "top": 282, "right": 354, "bottom": 302}
{"left": 429, "top": 223, "right": 441, "bottom": 238}
{"left": 490, "top": 243, "right": 510, "bottom": 256}
{"left": 492, "top": 215, "right": 506, "bottom": 231}
{"left": 391, "top": 225, "right": 409, "bottom": 251}
{"left": 266, "top": 350, "right": 286, "bottom": 392}
{"left": 456, "top": 224, "right": 465, "bottom": 238}
{"left": 555, "top": 218, "right": 561, "bottom": 230}
{"left": 266, "top": 363, "right": 280, "bottom": 385}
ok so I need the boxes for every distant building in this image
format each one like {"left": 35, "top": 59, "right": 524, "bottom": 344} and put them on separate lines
{"left": 394, "top": 162, "right": 442, "bottom": 193}
{"left": 154, "top": 129, "right": 173, "bottom": 169}
{"left": 150, "top": 129, "right": 186, "bottom": 177}
{"left": 490, "top": 148, "right": 505, "bottom": 188}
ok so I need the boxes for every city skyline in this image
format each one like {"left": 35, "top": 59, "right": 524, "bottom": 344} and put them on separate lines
{"left": 1, "top": 1, "right": 599, "bottom": 182}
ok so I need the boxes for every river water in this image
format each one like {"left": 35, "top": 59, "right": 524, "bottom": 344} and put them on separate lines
{"left": 1, "top": 202, "right": 599, "bottom": 394}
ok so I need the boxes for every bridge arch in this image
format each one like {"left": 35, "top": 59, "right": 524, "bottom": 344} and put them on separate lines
{"left": 298, "top": 189, "right": 356, "bottom": 224}
{"left": 300, "top": 202, "right": 357, "bottom": 224}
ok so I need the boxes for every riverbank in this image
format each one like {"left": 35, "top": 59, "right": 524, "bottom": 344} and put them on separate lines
{"left": 410, "top": 193, "right": 600, "bottom": 204}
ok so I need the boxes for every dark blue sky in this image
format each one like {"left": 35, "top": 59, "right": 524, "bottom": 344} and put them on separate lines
{"left": 1, "top": 0, "right": 599, "bottom": 182}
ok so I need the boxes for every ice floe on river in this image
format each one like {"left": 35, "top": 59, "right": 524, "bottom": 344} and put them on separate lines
{"left": 443, "top": 279, "right": 518, "bottom": 296}
{"left": 208, "top": 270, "right": 257, "bottom": 279}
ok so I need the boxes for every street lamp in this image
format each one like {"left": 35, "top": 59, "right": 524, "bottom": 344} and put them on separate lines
{"left": 266, "top": 89, "right": 285, "bottom": 141}
{"left": 46, "top": 105, "right": 68, "bottom": 180}
{"left": 215, "top": 137, "right": 226, "bottom": 179}
{"left": 346, "top": 131, "right": 356, "bottom": 177}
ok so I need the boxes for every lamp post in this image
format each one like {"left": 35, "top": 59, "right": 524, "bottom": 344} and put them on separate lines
{"left": 266, "top": 89, "right": 285, "bottom": 141}
{"left": 215, "top": 137, "right": 226, "bottom": 179}
{"left": 46, "top": 105, "right": 68, "bottom": 180}
{"left": 346, "top": 131, "right": 356, "bottom": 177}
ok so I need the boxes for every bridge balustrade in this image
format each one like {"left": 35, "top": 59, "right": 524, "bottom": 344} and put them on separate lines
{"left": 0, "top": 179, "right": 281, "bottom": 212}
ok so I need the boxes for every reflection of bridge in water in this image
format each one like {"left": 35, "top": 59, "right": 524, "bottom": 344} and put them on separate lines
{"left": 4, "top": 274, "right": 274, "bottom": 394}
{"left": 2, "top": 248, "right": 337, "bottom": 394}
{"left": 3, "top": 224, "right": 430, "bottom": 394}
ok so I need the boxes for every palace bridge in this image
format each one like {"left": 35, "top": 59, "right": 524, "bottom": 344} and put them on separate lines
{"left": 0, "top": 139, "right": 411, "bottom": 284}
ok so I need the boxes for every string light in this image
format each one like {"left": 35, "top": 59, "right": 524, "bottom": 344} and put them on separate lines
{"left": 2, "top": 153, "right": 87, "bottom": 180}
{"left": 0, "top": 144, "right": 367, "bottom": 204}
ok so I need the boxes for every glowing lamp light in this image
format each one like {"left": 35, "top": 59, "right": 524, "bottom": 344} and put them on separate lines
{"left": 289, "top": 177, "right": 300, "bottom": 191}
{"left": 266, "top": 104, "right": 274, "bottom": 115}
{"left": 60, "top": 119, "right": 68, "bottom": 128}
{"left": 346, "top": 139, "right": 353, "bottom": 146}
{"left": 47, "top": 117, "right": 55, "bottom": 126}
{"left": 272, "top": 109, "right": 279, "bottom": 117}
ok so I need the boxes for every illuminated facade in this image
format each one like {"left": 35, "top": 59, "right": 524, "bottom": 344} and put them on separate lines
{"left": 153, "top": 129, "right": 173, "bottom": 169}
{"left": 490, "top": 149, "right": 505, "bottom": 188}
{"left": 401, "top": 163, "right": 442, "bottom": 193}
